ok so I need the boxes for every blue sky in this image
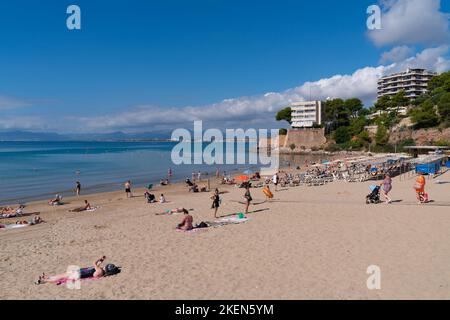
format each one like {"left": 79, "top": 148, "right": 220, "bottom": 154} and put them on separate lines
{"left": 0, "top": 0, "right": 449, "bottom": 133}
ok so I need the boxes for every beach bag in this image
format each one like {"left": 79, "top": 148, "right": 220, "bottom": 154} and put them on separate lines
{"left": 196, "top": 222, "right": 208, "bottom": 228}
{"left": 104, "top": 264, "right": 121, "bottom": 276}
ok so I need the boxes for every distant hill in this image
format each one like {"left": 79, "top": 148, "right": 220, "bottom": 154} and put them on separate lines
{"left": 0, "top": 130, "right": 172, "bottom": 141}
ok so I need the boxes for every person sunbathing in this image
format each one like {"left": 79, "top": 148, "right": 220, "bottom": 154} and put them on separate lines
{"left": 155, "top": 208, "right": 189, "bottom": 216}
{"left": 189, "top": 184, "right": 199, "bottom": 193}
{"left": 15, "top": 216, "right": 44, "bottom": 225}
{"left": 69, "top": 200, "right": 92, "bottom": 212}
{"left": 49, "top": 194, "right": 62, "bottom": 206}
{"left": 0, "top": 205, "right": 24, "bottom": 217}
{"left": 35, "top": 256, "right": 120, "bottom": 285}
{"left": 176, "top": 209, "right": 193, "bottom": 231}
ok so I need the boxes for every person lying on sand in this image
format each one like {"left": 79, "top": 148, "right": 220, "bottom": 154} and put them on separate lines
{"left": 160, "top": 179, "right": 169, "bottom": 186}
{"left": 155, "top": 207, "right": 191, "bottom": 216}
{"left": 49, "top": 194, "right": 62, "bottom": 206}
{"left": 35, "top": 256, "right": 121, "bottom": 285}
{"left": 189, "top": 184, "right": 199, "bottom": 193}
{"left": 15, "top": 216, "right": 44, "bottom": 225}
{"left": 69, "top": 200, "right": 92, "bottom": 212}
{"left": 0, "top": 205, "right": 25, "bottom": 217}
{"left": 176, "top": 209, "right": 193, "bottom": 231}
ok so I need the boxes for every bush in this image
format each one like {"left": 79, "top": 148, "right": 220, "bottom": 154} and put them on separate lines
{"left": 434, "top": 139, "right": 450, "bottom": 147}
{"left": 333, "top": 126, "right": 351, "bottom": 144}
{"left": 279, "top": 128, "right": 288, "bottom": 135}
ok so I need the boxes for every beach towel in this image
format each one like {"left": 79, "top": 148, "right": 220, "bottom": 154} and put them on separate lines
{"left": 218, "top": 216, "right": 250, "bottom": 224}
{"left": 175, "top": 228, "right": 207, "bottom": 234}
{"left": 85, "top": 206, "right": 99, "bottom": 212}
{"left": 0, "top": 224, "right": 30, "bottom": 230}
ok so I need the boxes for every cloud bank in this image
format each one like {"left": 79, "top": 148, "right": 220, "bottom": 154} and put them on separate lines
{"left": 368, "top": 0, "right": 450, "bottom": 47}
{"left": 67, "top": 46, "right": 449, "bottom": 132}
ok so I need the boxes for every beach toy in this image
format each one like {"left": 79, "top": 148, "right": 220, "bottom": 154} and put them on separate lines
{"left": 262, "top": 187, "right": 274, "bottom": 199}
{"left": 147, "top": 184, "right": 153, "bottom": 190}
{"left": 238, "top": 213, "right": 245, "bottom": 219}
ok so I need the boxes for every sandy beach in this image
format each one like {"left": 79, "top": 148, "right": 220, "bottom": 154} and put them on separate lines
{"left": 1, "top": 169, "right": 450, "bottom": 300}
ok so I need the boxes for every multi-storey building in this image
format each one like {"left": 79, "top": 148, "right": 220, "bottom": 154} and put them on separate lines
{"left": 290, "top": 100, "right": 322, "bottom": 128}
{"left": 377, "top": 68, "right": 436, "bottom": 99}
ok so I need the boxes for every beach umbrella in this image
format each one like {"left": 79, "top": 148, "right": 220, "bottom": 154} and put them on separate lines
{"left": 235, "top": 175, "right": 249, "bottom": 181}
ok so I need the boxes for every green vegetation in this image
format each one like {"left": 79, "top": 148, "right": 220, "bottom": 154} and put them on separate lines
{"left": 409, "top": 71, "right": 450, "bottom": 129}
{"left": 275, "top": 107, "right": 292, "bottom": 125}
{"left": 275, "top": 72, "right": 450, "bottom": 152}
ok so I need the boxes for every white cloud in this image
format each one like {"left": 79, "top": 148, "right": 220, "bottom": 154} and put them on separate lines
{"left": 380, "top": 46, "right": 414, "bottom": 64}
{"left": 0, "top": 95, "right": 32, "bottom": 110}
{"left": 66, "top": 46, "right": 449, "bottom": 133}
{"left": 368, "top": 0, "right": 450, "bottom": 47}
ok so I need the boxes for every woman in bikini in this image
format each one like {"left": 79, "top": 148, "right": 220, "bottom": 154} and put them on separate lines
{"left": 211, "top": 189, "right": 220, "bottom": 218}
{"left": 244, "top": 185, "right": 252, "bottom": 215}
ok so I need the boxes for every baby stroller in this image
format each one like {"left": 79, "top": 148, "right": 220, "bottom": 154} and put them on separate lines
{"left": 366, "top": 185, "right": 381, "bottom": 204}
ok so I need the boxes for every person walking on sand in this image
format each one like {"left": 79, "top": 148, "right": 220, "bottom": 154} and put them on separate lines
{"left": 125, "top": 180, "right": 132, "bottom": 198}
{"left": 211, "top": 188, "right": 220, "bottom": 218}
{"left": 197, "top": 171, "right": 201, "bottom": 182}
{"left": 216, "top": 168, "right": 220, "bottom": 178}
{"left": 381, "top": 173, "right": 392, "bottom": 204}
{"left": 75, "top": 181, "right": 81, "bottom": 196}
{"left": 244, "top": 185, "right": 252, "bottom": 215}
{"left": 272, "top": 172, "right": 279, "bottom": 191}
{"left": 414, "top": 171, "right": 427, "bottom": 204}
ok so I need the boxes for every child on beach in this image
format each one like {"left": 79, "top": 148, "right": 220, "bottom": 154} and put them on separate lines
{"left": 159, "top": 194, "right": 166, "bottom": 203}
{"left": 125, "top": 181, "right": 132, "bottom": 198}
{"left": 414, "top": 172, "right": 428, "bottom": 204}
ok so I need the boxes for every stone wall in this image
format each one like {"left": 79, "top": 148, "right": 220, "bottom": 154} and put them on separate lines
{"left": 283, "top": 128, "right": 327, "bottom": 149}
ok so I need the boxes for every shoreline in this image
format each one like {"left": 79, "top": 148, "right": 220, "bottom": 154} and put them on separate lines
{"left": 1, "top": 166, "right": 450, "bottom": 299}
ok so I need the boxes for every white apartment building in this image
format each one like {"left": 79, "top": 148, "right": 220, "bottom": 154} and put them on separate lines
{"left": 377, "top": 68, "right": 436, "bottom": 99}
{"left": 290, "top": 100, "right": 322, "bottom": 128}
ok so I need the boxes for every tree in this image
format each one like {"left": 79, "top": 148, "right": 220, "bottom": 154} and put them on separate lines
{"left": 391, "top": 90, "right": 409, "bottom": 116}
{"left": 289, "top": 143, "right": 296, "bottom": 151}
{"left": 276, "top": 107, "right": 292, "bottom": 124}
{"left": 438, "top": 92, "right": 450, "bottom": 125}
{"left": 349, "top": 116, "right": 368, "bottom": 137}
{"left": 410, "top": 100, "right": 439, "bottom": 129}
{"left": 344, "top": 98, "right": 364, "bottom": 118}
{"left": 279, "top": 128, "right": 288, "bottom": 135}
{"left": 375, "top": 124, "right": 389, "bottom": 146}
{"left": 374, "top": 95, "right": 393, "bottom": 111}
{"left": 333, "top": 126, "right": 351, "bottom": 144}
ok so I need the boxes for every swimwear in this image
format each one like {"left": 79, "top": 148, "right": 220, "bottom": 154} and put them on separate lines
{"left": 79, "top": 267, "right": 96, "bottom": 279}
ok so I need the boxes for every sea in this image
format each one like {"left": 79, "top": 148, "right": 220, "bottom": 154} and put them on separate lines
{"left": 0, "top": 141, "right": 267, "bottom": 205}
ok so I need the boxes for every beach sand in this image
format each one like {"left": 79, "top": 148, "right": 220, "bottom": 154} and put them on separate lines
{"left": 1, "top": 170, "right": 450, "bottom": 300}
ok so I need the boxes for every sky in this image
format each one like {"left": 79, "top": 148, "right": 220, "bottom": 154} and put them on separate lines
{"left": 0, "top": 0, "right": 449, "bottom": 134}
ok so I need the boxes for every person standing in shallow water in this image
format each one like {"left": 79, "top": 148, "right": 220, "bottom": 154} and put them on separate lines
{"left": 75, "top": 181, "right": 81, "bottom": 196}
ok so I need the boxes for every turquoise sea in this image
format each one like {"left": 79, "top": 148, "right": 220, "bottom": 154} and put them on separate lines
{"left": 0, "top": 141, "right": 262, "bottom": 205}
